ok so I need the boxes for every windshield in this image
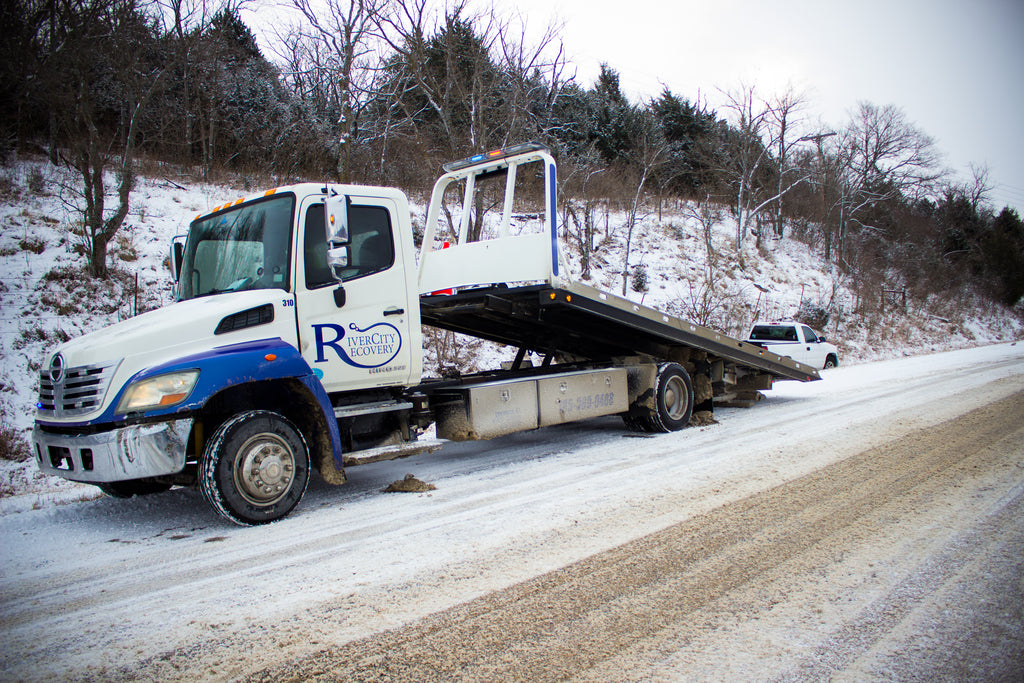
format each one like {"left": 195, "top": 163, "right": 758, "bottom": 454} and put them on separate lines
{"left": 177, "top": 194, "right": 295, "bottom": 301}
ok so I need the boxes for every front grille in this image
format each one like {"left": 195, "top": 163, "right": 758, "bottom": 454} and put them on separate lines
{"left": 38, "top": 361, "right": 119, "bottom": 417}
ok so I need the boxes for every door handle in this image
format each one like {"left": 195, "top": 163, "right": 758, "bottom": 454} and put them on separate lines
{"left": 384, "top": 308, "right": 405, "bottom": 316}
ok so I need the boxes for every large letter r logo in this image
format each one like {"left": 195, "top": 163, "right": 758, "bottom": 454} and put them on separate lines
{"left": 313, "top": 323, "right": 345, "bottom": 363}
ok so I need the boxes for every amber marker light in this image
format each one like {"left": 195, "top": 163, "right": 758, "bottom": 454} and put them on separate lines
{"left": 264, "top": 353, "right": 278, "bottom": 361}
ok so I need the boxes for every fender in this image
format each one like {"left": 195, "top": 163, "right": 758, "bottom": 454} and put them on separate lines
{"left": 60, "top": 338, "right": 345, "bottom": 465}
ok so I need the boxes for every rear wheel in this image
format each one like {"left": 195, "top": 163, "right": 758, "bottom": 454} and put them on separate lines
{"left": 626, "top": 362, "right": 694, "bottom": 433}
{"left": 199, "top": 410, "right": 310, "bottom": 525}
{"left": 645, "top": 363, "right": 694, "bottom": 432}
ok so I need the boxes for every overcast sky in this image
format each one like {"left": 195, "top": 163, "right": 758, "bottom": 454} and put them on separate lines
{"left": 247, "top": 0, "right": 1024, "bottom": 211}
{"left": 507, "top": 0, "right": 1024, "bottom": 211}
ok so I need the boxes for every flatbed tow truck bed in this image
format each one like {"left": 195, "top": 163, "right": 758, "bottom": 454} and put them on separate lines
{"left": 420, "top": 280, "right": 820, "bottom": 384}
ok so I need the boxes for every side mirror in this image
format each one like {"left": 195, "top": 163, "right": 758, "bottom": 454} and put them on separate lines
{"left": 170, "top": 235, "right": 186, "bottom": 282}
{"left": 818, "top": 336, "right": 827, "bottom": 343}
{"left": 327, "top": 245, "right": 350, "bottom": 280}
{"left": 325, "top": 190, "right": 350, "bottom": 247}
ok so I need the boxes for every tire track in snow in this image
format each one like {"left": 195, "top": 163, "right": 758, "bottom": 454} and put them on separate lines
{"left": 242, "top": 391, "right": 1024, "bottom": 682}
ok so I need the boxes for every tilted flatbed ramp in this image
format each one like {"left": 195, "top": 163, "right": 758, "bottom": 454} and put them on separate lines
{"left": 420, "top": 281, "right": 820, "bottom": 383}
{"left": 416, "top": 144, "right": 818, "bottom": 385}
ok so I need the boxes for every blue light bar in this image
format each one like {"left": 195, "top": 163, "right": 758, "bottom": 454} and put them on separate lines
{"left": 442, "top": 142, "right": 550, "bottom": 173}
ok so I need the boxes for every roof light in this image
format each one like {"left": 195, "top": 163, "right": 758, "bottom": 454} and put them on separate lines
{"left": 443, "top": 142, "right": 550, "bottom": 173}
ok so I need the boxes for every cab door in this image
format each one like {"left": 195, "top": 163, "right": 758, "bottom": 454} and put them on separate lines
{"left": 800, "top": 325, "right": 824, "bottom": 368}
{"left": 294, "top": 193, "right": 415, "bottom": 393}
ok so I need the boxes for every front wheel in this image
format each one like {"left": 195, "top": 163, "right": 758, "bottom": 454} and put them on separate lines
{"left": 199, "top": 410, "right": 310, "bottom": 525}
{"left": 823, "top": 355, "right": 838, "bottom": 369}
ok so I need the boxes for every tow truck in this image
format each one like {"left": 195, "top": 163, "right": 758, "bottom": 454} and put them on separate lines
{"left": 33, "top": 143, "right": 820, "bottom": 524}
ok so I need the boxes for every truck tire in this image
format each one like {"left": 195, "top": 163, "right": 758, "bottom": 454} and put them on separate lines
{"left": 199, "top": 410, "right": 310, "bottom": 525}
{"left": 642, "top": 362, "right": 694, "bottom": 433}
{"left": 621, "top": 414, "right": 648, "bottom": 432}
{"left": 824, "top": 355, "right": 838, "bottom": 369}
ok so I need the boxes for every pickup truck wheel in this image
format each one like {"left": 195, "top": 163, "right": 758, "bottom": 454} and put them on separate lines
{"left": 644, "top": 362, "right": 694, "bottom": 433}
{"left": 824, "top": 355, "right": 838, "bottom": 369}
{"left": 199, "top": 410, "right": 310, "bottom": 526}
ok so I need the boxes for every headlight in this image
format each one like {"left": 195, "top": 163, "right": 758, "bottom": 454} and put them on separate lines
{"left": 116, "top": 370, "right": 199, "bottom": 414}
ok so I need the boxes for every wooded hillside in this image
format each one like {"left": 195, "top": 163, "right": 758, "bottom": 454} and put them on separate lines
{"left": 2, "top": 0, "right": 1022, "bottom": 308}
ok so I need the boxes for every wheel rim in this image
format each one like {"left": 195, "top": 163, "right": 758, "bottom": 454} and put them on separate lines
{"left": 233, "top": 432, "right": 296, "bottom": 506}
{"left": 663, "top": 375, "right": 689, "bottom": 421}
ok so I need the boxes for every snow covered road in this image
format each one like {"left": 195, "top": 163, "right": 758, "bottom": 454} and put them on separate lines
{"left": 1, "top": 343, "right": 1022, "bottom": 681}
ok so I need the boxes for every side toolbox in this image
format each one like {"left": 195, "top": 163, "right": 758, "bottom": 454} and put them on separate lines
{"left": 435, "top": 368, "right": 628, "bottom": 441}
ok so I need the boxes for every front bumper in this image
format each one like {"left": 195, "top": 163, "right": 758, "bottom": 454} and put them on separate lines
{"left": 33, "top": 418, "right": 193, "bottom": 483}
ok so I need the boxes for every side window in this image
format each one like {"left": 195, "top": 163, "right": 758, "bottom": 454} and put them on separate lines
{"left": 802, "top": 326, "right": 818, "bottom": 343}
{"left": 303, "top": 204, "right": 395, "bottom": 288}
{"left": 344, "top": 206, "right": 395, "bottom": 280}
{"left": 304, "top": 206, "right": 334, "bottom": 289}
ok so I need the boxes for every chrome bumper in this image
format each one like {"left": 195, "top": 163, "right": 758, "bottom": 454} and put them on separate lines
{"left": 33, "top": 418, "right": 192, "bottom": 483}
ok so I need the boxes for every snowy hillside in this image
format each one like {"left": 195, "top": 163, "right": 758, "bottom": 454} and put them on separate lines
{"left": 1, "top": 155, "right": 1021, "bottom": 502}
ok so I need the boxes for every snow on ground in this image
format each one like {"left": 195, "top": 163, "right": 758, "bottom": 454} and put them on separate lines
{"left": 0, "top": 155, "right": 1021, "bottom": 504}
{"left": 1, "top": 342, "right": 1022, "bottom": 681}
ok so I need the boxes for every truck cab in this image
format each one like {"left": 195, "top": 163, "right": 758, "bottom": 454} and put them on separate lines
{"left": 34, "top": 181, "right": 425, "bottom": 524}
{"left": 746, "top": 321, "right": 839, "bottom": 370}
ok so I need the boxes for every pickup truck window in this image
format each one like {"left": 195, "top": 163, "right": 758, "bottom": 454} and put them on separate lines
{"left": 802, "top": 326, "right": 819, "bottom": 343}
{"left": 750, "top": 325, "right": 798, "bottom": 342}
{"left": 178, "top": 194, "right": 295, "bottom": 301}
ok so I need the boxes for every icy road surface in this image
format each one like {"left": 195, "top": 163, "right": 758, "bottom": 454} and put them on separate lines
{"left": 1, "top": 343, "right": 1022, "bottom": 681}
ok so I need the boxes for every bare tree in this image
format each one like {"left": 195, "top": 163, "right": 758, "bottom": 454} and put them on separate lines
{"left": 46, "top": 0, "right": 171, "bottom": 278}
{"left": 964, "top": 163, "right": 993, "bottom": 213}
{"left": 371, "top": 0, "right": 566, "bottom": 159}
{"left": 281, "top": 0, "right": 384, "bottom": 182}
{"left": 560, "top": 145, "right": 606, "bottom": 280}
{"left": 767, "top": 87, "right": 808, "bottom": 238}
{"left": 683, "top": 193, "right": 725, "bottom": 287}
{"left": 155, "top": 0, "right": 226, "bottom": 163}
{"left": 619, "top": 113, "right": 669, "bottom": 295}
{"left": 827, "top": 101, "right": 945, "bottom": 264}
{"left": 842, "top": 102, "right": 944, "bottom": 201}
{"left": 716, "top": 85, "right": 812, "bottom": 252}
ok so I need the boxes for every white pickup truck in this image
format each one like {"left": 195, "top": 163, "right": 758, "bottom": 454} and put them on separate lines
{"left": 746, "top": 321, "right": 839, "bottom": 370}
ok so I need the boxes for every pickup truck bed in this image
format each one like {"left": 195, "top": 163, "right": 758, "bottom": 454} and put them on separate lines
{"left": 420, "top": 281, "right": 820, "bottom": 383}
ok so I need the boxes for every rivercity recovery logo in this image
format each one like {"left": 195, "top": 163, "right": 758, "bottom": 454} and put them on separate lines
{"left": 312, "top": 322, "right": 402, "bottom": 370}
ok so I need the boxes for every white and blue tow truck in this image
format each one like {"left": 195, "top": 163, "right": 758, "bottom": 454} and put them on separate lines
{"left": 31, "top": 144, "right": 820, "bottom": 525}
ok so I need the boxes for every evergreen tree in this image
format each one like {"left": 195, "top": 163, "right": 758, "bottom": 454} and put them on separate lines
{"left": 589, "top": 64, "right": 639, "bottom": 164}
{"left": 650, "top": 87, "right": 719, "bottom": 196}
{"left": 982, "top": 207, "right": 1024, "bottom": 306}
